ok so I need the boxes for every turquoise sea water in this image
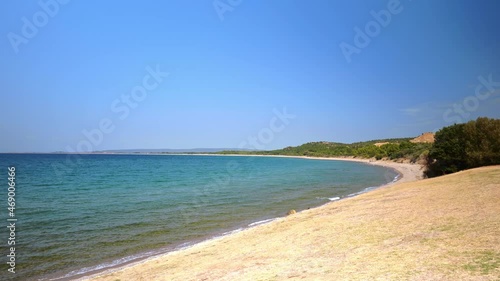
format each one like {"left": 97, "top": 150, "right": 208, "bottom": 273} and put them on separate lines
{"left": 0, "top": 154, "right": 398, "bottom": 280}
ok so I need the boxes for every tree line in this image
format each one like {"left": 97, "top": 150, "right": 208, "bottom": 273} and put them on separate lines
{"left": 425, "top": 117, "right": 500, "bottom": 177}
{"left": 219, "top": 138, "right": 432, "bottom": 163}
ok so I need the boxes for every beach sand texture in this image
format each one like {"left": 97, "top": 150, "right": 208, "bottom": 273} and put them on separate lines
{"left": 85, "top": 165, "right": 500, "bottom": 281}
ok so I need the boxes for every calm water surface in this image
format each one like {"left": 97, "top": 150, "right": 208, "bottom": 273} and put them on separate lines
{"left": 0, "top": 154, "right": 398, "bottom": 280}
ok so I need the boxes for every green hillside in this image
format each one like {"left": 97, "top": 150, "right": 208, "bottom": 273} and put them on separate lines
{"left": 218, "top": 138, "right": 431, "bottom": 162}
{"left": 219, "top": 117, "right": 500, "bottom": 177}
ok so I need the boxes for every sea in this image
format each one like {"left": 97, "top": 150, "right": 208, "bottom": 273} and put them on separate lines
{"left": 0, "top": 153, "right": 399, "bottom": 280}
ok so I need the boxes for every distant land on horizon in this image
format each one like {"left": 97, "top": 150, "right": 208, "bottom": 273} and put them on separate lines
{"left": 97, "top": 148, "right": 259, "bottom": 153}
{"left": 0, "top": 148, "right": 258, "bottom": 154}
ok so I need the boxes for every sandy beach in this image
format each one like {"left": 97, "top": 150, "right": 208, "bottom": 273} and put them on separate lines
{"left": 82, "top": 160, "right": 499, "bottom": 281}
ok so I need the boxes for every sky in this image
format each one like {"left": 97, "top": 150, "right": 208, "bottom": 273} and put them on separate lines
{"left": 1, "top": 0, "right": 499, "bottom": 152}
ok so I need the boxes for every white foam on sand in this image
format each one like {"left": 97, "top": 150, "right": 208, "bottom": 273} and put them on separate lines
{"left": 248, "top": 218, "right": 276, "bottom": 227}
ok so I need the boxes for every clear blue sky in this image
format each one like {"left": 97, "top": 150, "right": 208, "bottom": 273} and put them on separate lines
{"left": 1, "top": 0, "right": 499, "bottom": 152}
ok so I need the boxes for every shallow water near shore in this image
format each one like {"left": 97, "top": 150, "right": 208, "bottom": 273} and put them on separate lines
{"left": 0, "top": 154, "right": 398, "bottom": 280}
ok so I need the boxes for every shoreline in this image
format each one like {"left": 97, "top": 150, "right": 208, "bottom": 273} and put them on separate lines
{"left": 69, "top": 156, "right": 424, "bottom": 281}
{"left": 168, "top": 153, "right": 425, "bottom": 184}
{"left": 146, "top": 153, "right": 425, "bottom": 184}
